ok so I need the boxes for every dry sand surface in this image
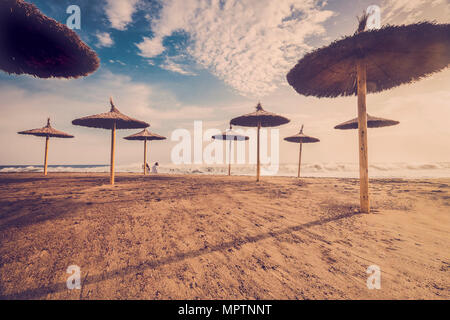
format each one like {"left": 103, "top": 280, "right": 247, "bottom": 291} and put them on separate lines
{"left": 0, "top": 173, "right": 449, "bottom": 299}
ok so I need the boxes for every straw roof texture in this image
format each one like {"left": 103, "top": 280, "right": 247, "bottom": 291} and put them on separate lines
{"left": 0, "top": 0, "right": 99, "bottom": 78}
{"left": 286, "top": 21, "right": 450, "bottom": 98}
{"left": 72, "top": 98, "right": 149, "bottom": 130}
{"left": 334, "top": 114, "right": 400, "bottom": 130}
{"left": 18, "top": 118, "right": 74, "bottom": 138}
{"left": 124, "top": 129, "right": 166, "bottom": 141}
{"left": 284, "top": 125, "right": 319, "bottom": 143}
{"left": 230, "top": 103, "right": 290, "bottom": 127}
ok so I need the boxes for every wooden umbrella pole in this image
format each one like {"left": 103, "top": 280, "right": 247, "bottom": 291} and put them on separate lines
{"left": 298, "top": 142, "right": 302, "bottom": 178}
{"left": 356, "top": 59, "right": 370, "bottom": 213}
{"left": 148, "top": 142, "right": 151, "bottom": 174}
{"left": 143, "top": 139, "right": 147, "bottom": 175}
{"left": 110, "top": 122, "right": 116, "bottom": 185}
{"left": 228, "top": 139, "right": 231, "bottom": 176}
{"left": 44, "top": 136, "right": 49, "bottom": 176}
{"left": 256, "top": 121, "right": 261, "bottom": 182}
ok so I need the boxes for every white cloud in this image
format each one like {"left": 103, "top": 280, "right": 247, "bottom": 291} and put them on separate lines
{"left": 105, "top": 0, "right": 140, "bottom": 30}
{"left": 136, "top": 36, "right": 165, "bottom": 57}
{"left": 136, "top": 0, "right": 334, "bottom": 97}
{"left": 96, "top": 32, "right": 114, "bottom": 48}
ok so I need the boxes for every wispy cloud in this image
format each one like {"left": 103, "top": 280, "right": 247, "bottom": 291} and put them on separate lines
{"left": 381, "top": 0, "right": 449, "bottom": 24}
{"left": 160, "top": 58, "right": 197, "bottom": 76}
{"left": 105, "top": 0, "right": 140, "bottom": 30}
{"left": 136, "top": 0, "right": 334, "bottom": 97}
{"left": 109, "top": 59, "right": 126, "bottom": 66}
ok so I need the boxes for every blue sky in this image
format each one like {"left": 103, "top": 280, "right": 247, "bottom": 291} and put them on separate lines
{"left": 0, "top": 0, "right": 449, "bottom": 166}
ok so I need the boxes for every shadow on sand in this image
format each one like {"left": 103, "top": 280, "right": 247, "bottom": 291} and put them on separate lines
{"left": 0, "top": 210, "right": 358, "bottom": 299}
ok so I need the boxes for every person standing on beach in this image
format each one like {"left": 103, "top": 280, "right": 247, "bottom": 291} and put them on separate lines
{"left": 151, "top": 162, "right": 159, "bottom": 174}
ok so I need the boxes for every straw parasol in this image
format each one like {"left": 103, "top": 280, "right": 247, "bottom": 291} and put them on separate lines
{"left": 124, "top": 129, "right": 166, "bottom": 175}
{"left": 18, "top": 118, "right": 74, "bottom": 175}
{"left": 72, "top": 97, "right": 149, "bottom": 184}
{"left": 284, "top": 125, "right": 320, "bottom": 178}
{"left": 212, "top": 125, "right": 249, "bottom": 176}
{"left": 286, "top": 15, "right": 450, "bottom": 213}
{"left": 230, "top": 102, "right": 290, "bottom": 181}
{"left": 0, "top": 0, "right": 99, "bottom": 78}
{"left": 334, "top": 114, "right": 399, "bottom": 130}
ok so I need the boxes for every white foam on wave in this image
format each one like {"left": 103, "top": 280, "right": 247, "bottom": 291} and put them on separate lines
{"left": 1, "top": 162, "right": 449, "bottom": 178}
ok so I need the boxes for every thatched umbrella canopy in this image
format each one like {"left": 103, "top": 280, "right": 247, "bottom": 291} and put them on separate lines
{"left": 124, "top": 129, "right": 166, "bottom": 175}
{"left": 287, "top": 21, "right": 450, "bottom": 98}
{"left": 0, "top": 0, "right": 99, "bottom": 78}
{"left": 231, "top": 103, "right": 290, "bottom": 181}
{"left": 18, "top": 118, "right": 74, "bottom": 175}
{"left": 284, "top": 125, "right": 319, "bottom": 178}
{"left": 286, "top": 15, "right": 450, "bottom": 213}
{"left": 72, "top": 98, "right": 149, "bottom": 184}
{"left": 335, "top": 114, "right": 399, "bottom": 130}
{"left": 230, "top": 102, "right": 290, "bottom": 127}
{"left": 212, "top": 125, "right": 249, "bottom": 176}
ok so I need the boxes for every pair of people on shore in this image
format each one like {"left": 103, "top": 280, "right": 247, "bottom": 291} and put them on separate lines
{"left": 145, "top": 162, "right": 159, "bottom": 174}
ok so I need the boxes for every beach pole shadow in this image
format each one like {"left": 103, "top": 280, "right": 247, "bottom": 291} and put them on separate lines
{"left": 0, "top": 210, "right": 357, "bottom": 299}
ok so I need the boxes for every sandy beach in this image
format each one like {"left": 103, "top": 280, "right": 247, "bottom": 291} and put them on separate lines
{"left": 0, "top": 173, "right": 448, "bottom": 300}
